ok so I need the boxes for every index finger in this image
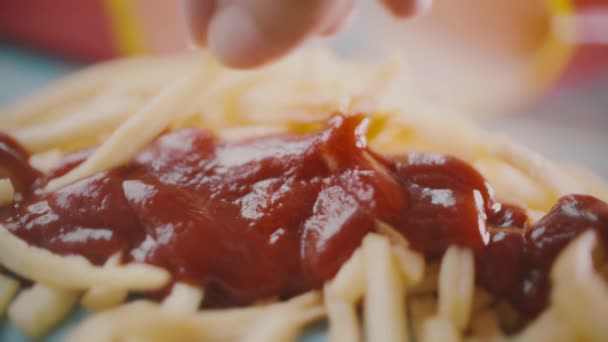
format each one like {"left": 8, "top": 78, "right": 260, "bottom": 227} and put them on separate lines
{"left": 206, "top": 0, "right": 355, "bottom": 68}
{"left": 380, "top": 0, "right": 432, "bottom": 17}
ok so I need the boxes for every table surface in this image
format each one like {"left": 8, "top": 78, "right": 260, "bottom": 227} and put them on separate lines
{"left": 0, "top": 43, "right": 606, "bottom": 341}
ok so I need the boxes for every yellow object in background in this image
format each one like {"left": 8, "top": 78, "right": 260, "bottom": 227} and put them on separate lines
{"left": 103, "top": 0, "right": 147, "bottom": 56}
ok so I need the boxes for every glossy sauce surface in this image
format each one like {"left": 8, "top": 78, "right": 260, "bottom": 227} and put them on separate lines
{"left": 1, "top": 115, "right": 607, "bottom": 313}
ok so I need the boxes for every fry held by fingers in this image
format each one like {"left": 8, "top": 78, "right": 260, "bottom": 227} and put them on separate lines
{"left": 184, "top": 0, "right": 427, "bottom": 67}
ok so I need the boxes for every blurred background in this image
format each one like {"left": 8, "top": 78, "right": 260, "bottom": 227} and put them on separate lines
{"left": 0, "top": 0, "right": 606, "bottom": 175}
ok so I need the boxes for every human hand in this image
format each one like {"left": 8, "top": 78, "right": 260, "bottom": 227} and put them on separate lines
{"left": 184, "top": 0, "right": 430, "bottom": 68}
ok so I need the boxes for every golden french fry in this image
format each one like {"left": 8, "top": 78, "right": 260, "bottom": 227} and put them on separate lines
{"left": 362, "top": 234, "right": 408, "bottom": 342}
{"left": 81, "top": 255, "right": 128, "bottom": 312}
{"left": 551, "top": 231, "right": 608, "bottom": 341}
{"left": 438, "top": 246, "right": 475, "bottom": 331}
{"left": 326, "top": 249, "right": 365, "bottom": 302}
{"left": 0, "top": 225, "right": 169, "bottom": 290}
{"left": 324, "top": 285, "right": 360, "bottom": 342}
{"left": 45, "top": 65, "right": 219, "bottom": 192}
{"left": 29, "top": 149, "right": 64, "bottom": 173}
{"left": 0, "top": 179, "right": 14, "bottom": 207}
{"left": 162, "top": 283, "right": 204, "bottom": 314}
{"left": 8, "top": 283, "right": 79, "bottom": 339}
{"left": 422, "top": 317, "right": 460, "bottom": 342}
{"left": 0, "top": 274, "right": 19, "bottom": 318}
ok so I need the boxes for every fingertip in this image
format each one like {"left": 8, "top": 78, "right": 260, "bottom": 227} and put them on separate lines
{"left": 319, "top": 0, "right": 356, "bottom": 36}
{"left": 208, "top": 4, "right": 288, "bottom": 68}
{"left": 380, "top": 0, "right": 432, "bottom": 18}
{"left": 416, "top": 0, "right": 433, "bottom": 15}
{"left": 207, "top": 0, "right": 356, "bottom": 68}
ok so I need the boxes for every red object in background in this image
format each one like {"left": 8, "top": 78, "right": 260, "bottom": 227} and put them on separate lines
{"left": 0, "top": 0, "right": 117, "bottom": 61}
{"left": 559, "top": 0, "right": 608, "bottom": 84}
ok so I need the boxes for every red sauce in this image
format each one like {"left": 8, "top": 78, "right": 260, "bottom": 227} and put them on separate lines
{"left": 1, "top": 114, "right": 607, "bottom": 313}
{"left": 0, "top": 132, "right": 41, "bottom": 192}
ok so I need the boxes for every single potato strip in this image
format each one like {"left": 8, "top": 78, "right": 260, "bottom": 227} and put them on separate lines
{"left": 391, "top": 245, "right": 425, "bottom": 287}
{"left": 437, "top": 246, "right": 475, "bottom": 331}
{"left": 81, "top": 254, "right": 128, "bottom": 312}
{"left": 325, "top": 248, "right": 365, "bottom": 342}
{"left": 29, "top": 149, "right": 64, "bottom": 173}
{"left": 68, "top": 301, "right": 208, "bottom": 342}
{"left": 15, "top": 95, "right": 139, "bottom": 153}
{"left": 326, "top": 249, "right": 365, "bottom": 302}
{"left": 362, "top": 234, "right": 408, "bottom": 342}
{"left": 490, "top": 136, "right": 583, "bottom": 198}
{"left": 8, "top": 283, "right": 79, "bottom": 339}
{"left": 240, "top": 305, "right": 325, "bottom": 342}
{"left": 551, "top": 231, "right": 608, "bottom": 341}
{"left": 512, "top": 309, "right": 575, "bottom": 342}
{"left": 162, "top": 283, "right": 204, "bottom": 314}
{"left": 0, "top": 225, "right": 169, "bottom": 290}
{"left": 409, "top": 295, "right": 438, "bottom": 340}
{"left": 324, "top": 288, "right": 360, "bottom": 342}
{"left": 0, "top": 274, "right": 19, "bottom": 318}
{"left": 69, "top": 292, "right": 322, "bottom": 342}
{"left": 422, "top": 317, "right": 460, "bottom": 342}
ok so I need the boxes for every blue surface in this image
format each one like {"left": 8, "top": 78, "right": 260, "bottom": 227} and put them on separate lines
{"left": 0, "top": 43, "right": 80, "bottom": 107}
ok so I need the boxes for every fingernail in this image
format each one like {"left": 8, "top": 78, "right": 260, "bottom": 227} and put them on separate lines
{"left": 382, "top": 0, "right": 432, "bottom": 18}
{"left": 318, "top": 0, "right": 356, "bottom": 36}
{"left": 416, "top": 0, "right": 433, "bottom": 15}
{"left": 208, "top": 3, "right": 282, "bottom": 68}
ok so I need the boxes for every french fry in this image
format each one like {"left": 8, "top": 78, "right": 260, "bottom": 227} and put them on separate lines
{"left": 324, "top": 288, "right": 360, "bottom": 342}
{"left": 0, "top": 225, "right": 169, "bottom": 290}
{"left": 0, "top": 179, "right": 14, "bottom": 207}
{"left": 45, "top": 65, "right": 219, "bottom": 192}
{"left": 0, "top": 274, "right": 19, "bottom": 318}
{"left": 69, "top": 292, "right": 322, "bottom": 342}
{"left": 362, "top": 234, "right": 408, "bottom": 342}
{"left": 29, "top": 149, "right": 64, "bottom": 173}
{"left": 162, "top": 283, "right": 204, "bottom": 314}
{"left": 81, "top": 254, "right": 128, "bottom": 312}
{"left": 422, "top": 317, "right": 460, "bottom": 342}
{"left": 326, "top": 249, "right": 365, "bottom": 302}
{"left": 241, "top": 304, "right": 324, "bottom": 342}
{"left": 15, "top": 95, "right": 138, "bottom": 153}
{"left": 8, "top": 283, "right": 79, "bottom": 339}
{"left": 409, "top": 295, "right": 437, "bottom": 340}
{"left": 391, "top": 244, "right": 425, "bottom": 287}
{"left": 551, "top": 231, "right": 608, "bottom": 341}
{"left": 512, "top": 309, "right": 574, "bottom": 342}
{"left": 438, "top": 246, "right": 475, "bottom": 331}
